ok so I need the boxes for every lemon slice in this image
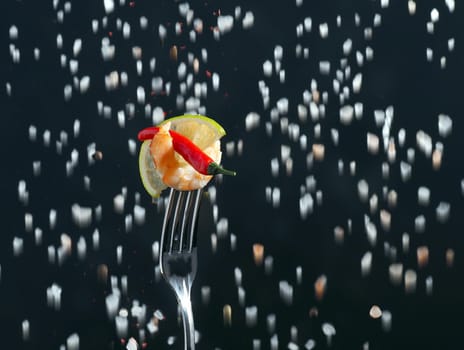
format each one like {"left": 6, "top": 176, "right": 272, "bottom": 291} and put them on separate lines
{"left": 161, "top": 114, "right": 226, "bottom": 149}
{"left": 138, "top": 139, "right": 167, "bottom": 198}
{"left": 138, "top": 114, "right": 226, "bottom": 197}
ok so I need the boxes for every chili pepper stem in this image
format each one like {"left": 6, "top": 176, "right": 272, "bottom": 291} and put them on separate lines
{"left": 207, "top": 162, "right": 236, "bottom": 176}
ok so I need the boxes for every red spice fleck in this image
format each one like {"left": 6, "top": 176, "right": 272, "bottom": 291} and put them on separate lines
{"left": 108, "top": 31, "right": 113, "bottom": 37}
{"left": 129, "top": 1, "right": 135, "bottom": 7}
{"left": 205, "top": 70, "right": 212, "bottom": 78}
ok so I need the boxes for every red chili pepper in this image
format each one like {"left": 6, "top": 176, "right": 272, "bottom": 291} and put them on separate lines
{"left": 137, "top": 126, "right": 236, "bottom": 176}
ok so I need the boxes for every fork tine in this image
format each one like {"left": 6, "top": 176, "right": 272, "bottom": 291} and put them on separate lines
{"left": 187, "top": 189, "right": 203, "bottom": 250}
{"left": 161, "top": 188, "right": 203, "bottom": 254}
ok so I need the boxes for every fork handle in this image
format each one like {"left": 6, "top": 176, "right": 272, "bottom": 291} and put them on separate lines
{"left": 180, "top": 296, "right": 196, "bottom": 350}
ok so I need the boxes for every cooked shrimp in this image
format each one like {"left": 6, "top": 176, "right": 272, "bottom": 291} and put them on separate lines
{"left": 150, "top": 122, "right": 222, "bottom": 191}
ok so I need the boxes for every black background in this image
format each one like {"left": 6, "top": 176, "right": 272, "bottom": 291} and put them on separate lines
{"left": 1, "top": 0, "right": 464, "bottom": 349}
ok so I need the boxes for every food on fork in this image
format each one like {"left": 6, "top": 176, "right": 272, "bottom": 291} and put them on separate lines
{"left": 138, "top": 115, "right": 236, "bottom": 197}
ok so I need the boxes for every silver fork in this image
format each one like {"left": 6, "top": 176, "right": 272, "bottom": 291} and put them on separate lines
{"left": 159, "top": 188, "right": 203, "bottom": 350}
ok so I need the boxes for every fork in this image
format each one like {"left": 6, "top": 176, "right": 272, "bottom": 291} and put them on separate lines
{"left": 159, "top": 188, "right": 203, "bottom": 350}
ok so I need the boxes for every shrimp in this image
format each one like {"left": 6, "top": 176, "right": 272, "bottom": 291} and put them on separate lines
{"left": 150, "top": 122, "right": 222, "bottom": 191}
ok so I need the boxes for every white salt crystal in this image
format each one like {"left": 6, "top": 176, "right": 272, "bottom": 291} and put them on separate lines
{"left": 417, "top": 187, "right": 430, "bottom": 206}
{"left": 408, "top": 0, "right": 416, "bottom": 15}
{"left": 339, "top": 105, "right": 354, "bottom": 125}
{"left": 436, "top": 202, "right": 450, "bottom": 223}
{"left": 438, "top": 114, "right": 452, "bottom": 137}
{"left": 319, "top": 23, "right": 328, "bottom": 38}
{"left": 218, "top": 15, "right": 234, "bottom": 34}
{"left": 361, "top": 251, "right": 372, "bottom": 276}
{"left": 104, "top": 0, "right": 114, "bottom": 14}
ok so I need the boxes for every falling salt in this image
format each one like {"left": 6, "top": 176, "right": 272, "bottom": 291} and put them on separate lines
{"left": 436, "top": 202, "right": 450, "bottom": 223}
{"left": 126, "top": 338, "right": 138, "bottom": 350}
{"left": 66, "top": 333, "right": 79, "bottom": 350}
{"left": 201, "top": 286, "right": 211, "bottom": 305}
{"left": 22, "top": 319, "right": 30, "bottom": 341}
{"left": 264, "top": 256, "right": 273, "bottom": 275}
{"left": 417, "top": 187, "right": 430, "bottom": 206}
{"left": 381, "top": 310, "right": 392, "bottom": 332}
{"left": 322, "top": 323, "right": 336, "bottom": 346}
{"left": 319, "top": 23, "right": 328, "bottom": 38}
{"left": 279, "top": 281, "right": 293, "bottom": 305}
{"left": 361, "top": 251, "right": 372, "bottom": 276}
{"left": 414, "top": 215, "right": 426, "bottom": 233}
{"left": 340, "top": 105, "right": 354, "bottom": 125}
{"left": 245, "top": 306, "right": 258, "bottom": 327}
{"left": 404, "top": 269, "right": 417, "bottom": 293}
{"left": 223, "top": 305, "right": 232, "bottom": 327}
{"left": 115, "top": 315, "right": 129, "bottom": 338}
{"left": 242, "top": 11, "right": 254, "bottom": 29}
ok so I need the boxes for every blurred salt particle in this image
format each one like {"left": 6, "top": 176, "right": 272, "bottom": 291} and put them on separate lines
{"left": 47, "top": 283, "right": 62, "bottom": 310}
{"left": 218, "top": 15, "right": 234, "bottom": 34}
{"left": 426, "top": 48, "right": 433, "bottom": 61}
{"left": 436, "top": 202, "right": 450, "bottom": 223}
{"left": 92, "top": 229, "right": 100, "bottom": 250}
{"left": 242, "top": 11, "right": 255, "bottom": 29}
{"left": 322, "top": 323, "right": 336, "bottom": 346}
{"left": 210, "top": 233, "right": 217, "bottom": 253}
{"left": 104, "top": 0, "right": 114, "bottom": 13}
{"left": 288, "top": 342, "right": 298, "bottom": 350}
{"left": 201, "top": 286, "right": 211, "bottom": 305}
{"left": 47, "top": 246, "right": 56, "bottom": 264}
{"left": 408, "top": 0, "right": 416, "bottom": 15}
{"left": 417, "top": 187, "right": 430, "bottom": 206}
{"left": 381, "top": 310, "right": 392, "bottom": 332}
{"left": 299, "top": 193, "right": 314, "bottom": 219}
{"left": 448, "top": 38, "right": 455, "bottom": 51}
{"left": 114, "top": 194, "right": 125, "bottom": 214}
{"left": 417, "top": 246, "right": 429, "bottom": 268}
{"left": 13, "top": 237, "right": 24, "bottom": 256}
{"left": 312, "top": 144, "right": 325, "bottom": 161}
{"left": 72, "top": 204, "right": 92, "bottom": 228}
{"left": 279, "top": 281, "right": 293, "bottom": 305}
{"left": 415, "top": 215, "right": 426, "bottom": 233}
{"left": 305, "top": 339, "right": 316, "bottom": 350}
{"left": 25, "top": 212, "right": 33, "bottom": 232}
{"left": 319, "top": 61, "right": 330, "bottom": 75}
{"left": 253, "top": 244, "right": 264, "bottom": 266}
{"left": 446, "top": 248, "right": 455, "bottom": 267}
{"left": 319, "top": 23, "right": 328, "bottom": 38}
{"left": 22, "top": 319, "right": 30, "bottom": 341}
{"left": 77, "top": 237, "right": 86, "bottom": 260}
{"left": 212, "top": 73, "right": 220, "bottom": 91}
{"left": 245, "top": 112, "right": 260, "bottom": 131}
{"left": 245, "top": 306, "right": 258, "bottom": 327}
{"left": 66, "top": 333, "right": 79, "bottom": 350}
{"left": 402, "top": 233, "right": 410, "bottom": 253}
{"left": 314, "top": 275, "right": 327, "bottom": 301}
{"left": 43, "top": 129, "right": 51, "bottom": 147}
{"left": 438, "top": 114, "right": 452, "bottom": 137}
{"left": 115, "top": 315, "right": 128, "bottom": 338}
{"left": 361, "top": 251, "right": 372, "bottom": 276}
{"left": 34, "top": 227, "right": 43, "bottom": 245}
{"left": 340, "top": 105, "right": 354, "bottom": 125}
{"left": 223, "top": 305, "right": 232, "bottom": 327}
{"left": 126, "top": 338, "right": 138, "bottom": 350}
{"left": 400, "top": 162, "right": 412, "bottom": 182}
{"left": 404, "top": 269, "right": 417, "bottom": 293}
{"left": 432, "top": 149, "right": 442, "bottom": 170}
{"left": 264, "top": 256, "right": 273, "bottom": 275}
{"left": 365, "top": 133, "right": 379, "bottom": 155}
{"left": 352, "top": 73, "right": 362, "bottom": 93}
{"left": 369, "top": 305, "right": 382, "bottom": 319}
{"left": 357, "top": 180, "right": 369, "bottom": 202}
